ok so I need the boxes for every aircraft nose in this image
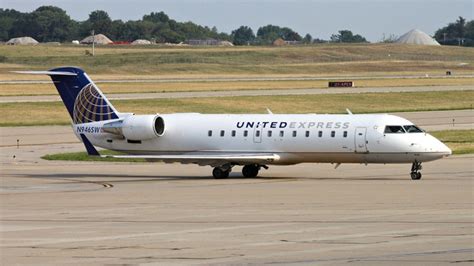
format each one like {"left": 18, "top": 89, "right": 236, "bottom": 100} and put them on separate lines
{"left": 436, "top": 139, "right": 452, "bottom": 157}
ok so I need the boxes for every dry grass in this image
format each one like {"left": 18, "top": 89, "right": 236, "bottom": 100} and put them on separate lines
{"left": 1, "top": 77, "right": 472, "bottom": 96}
{"left": 0, "top": 90, "right": 471, "bottom": 126}
{"left": 1, "top": 44, "right": 473, "bottom": 77}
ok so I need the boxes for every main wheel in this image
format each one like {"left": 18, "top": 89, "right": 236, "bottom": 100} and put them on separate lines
{"left": 213, "top": 167, "right": 230, "bottom": 179}
{"left": 411, "top": 172, "right": 421, "bottom": 180}
{"left": 242, "top": 165, "right": 259, "bottom": 178}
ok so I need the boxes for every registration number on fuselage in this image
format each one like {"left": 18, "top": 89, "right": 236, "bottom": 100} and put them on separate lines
{"left": 75, "top": 126, "right": 102, "bottom": 134}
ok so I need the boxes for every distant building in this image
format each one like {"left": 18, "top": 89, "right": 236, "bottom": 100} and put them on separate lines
{"left": 131, "top": 39, "right": 152, "bottom": 45}
{"left": 80, "top": 34, "right": 113, "bottom": 45}
{"left": 187, "top": 38, "right": 220, "bottom": 46}
{"left": 272, "top": 38, "right": 301, "bottom": 46}
{"left": 6, "top": 36, "right": 39, "bottom": 45}
{"left": 273, "top": 38, "right": 286, "bottom": 46}
{"left": 396, "top": 29, "right": 440, "bottom": 46}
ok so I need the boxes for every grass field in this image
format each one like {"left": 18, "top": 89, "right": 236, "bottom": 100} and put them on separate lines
{"left": 1, "top": 44, "right": 473, "bottom": 78}
{"left": 1, "top": 77, "right": 473, "bottom": 96}
{"left": 40, "top": 129, "right": 474, "bottom": 162}
{"left": 0, "top": 90, "right": 472, "bottom": 126}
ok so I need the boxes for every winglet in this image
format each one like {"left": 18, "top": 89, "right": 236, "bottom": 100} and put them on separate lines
{"left": 79, "top": 134, "right": 100, "bottom": 156}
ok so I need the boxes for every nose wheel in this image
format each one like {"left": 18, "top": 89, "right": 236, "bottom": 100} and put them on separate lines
{"left": 410, "top": 161, "right": 422, "bottom": 180}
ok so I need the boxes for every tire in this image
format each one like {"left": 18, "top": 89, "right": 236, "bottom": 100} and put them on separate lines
{"left": 411, "top": 172, "right": 421, "bottom": 180}
{"left": 242, "top": 165, "right": 259, "bottom": 178}
{"left": 213, "top": 167, "right": 229, "bottom": 179}
{"left": 416, "top": 172, "right": 422, "bottom": 180}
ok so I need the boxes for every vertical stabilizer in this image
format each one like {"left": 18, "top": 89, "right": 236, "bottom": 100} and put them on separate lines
{"left": 47, "top": 67, "right": 119, "bottom": 124}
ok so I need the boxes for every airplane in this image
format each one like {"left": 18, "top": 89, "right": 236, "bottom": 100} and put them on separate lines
{"left": 18, "top": 67, "right": 452, "bottom": 180}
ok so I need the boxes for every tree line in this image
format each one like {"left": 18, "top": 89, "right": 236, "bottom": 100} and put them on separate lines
{"left": 2, "top": 6, "right": 471, "bottom": 46}
{"left": 0, "top": 6, "right": 371, "bottom": 45}
{"left": 434, "top": 17, "right": 474, "bottom": 46}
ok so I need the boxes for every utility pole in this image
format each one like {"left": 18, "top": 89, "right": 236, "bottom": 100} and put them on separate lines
{"left": 91, "top": 30, "right": 95, "bottom": 56}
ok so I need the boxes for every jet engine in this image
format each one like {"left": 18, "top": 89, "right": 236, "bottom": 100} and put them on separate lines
{"left": 104, "top": 115, "right": 165, "bottom": 140}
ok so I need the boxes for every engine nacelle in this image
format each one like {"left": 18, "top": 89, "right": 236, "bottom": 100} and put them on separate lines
{"left": 121, "top": 115, "right": 165, "bottom": 140}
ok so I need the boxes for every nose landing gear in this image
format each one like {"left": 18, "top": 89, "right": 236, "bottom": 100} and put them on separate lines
{"left": 410, "top": 161, "right": 422, "bottom": 180}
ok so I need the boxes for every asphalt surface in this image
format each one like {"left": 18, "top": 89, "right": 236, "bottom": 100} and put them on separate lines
{"left": 3, "top": 73, "right": 473, "bottom": 84}
{"left": 0, "top": 110, "right": 472, "bottom": 265}
{"left": 0, "top": 85, "right": 473, "bottom": 103}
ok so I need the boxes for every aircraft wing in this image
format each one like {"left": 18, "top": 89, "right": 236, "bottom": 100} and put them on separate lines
{"left": 101, "top": 153, "right": 280, "bottom": 167}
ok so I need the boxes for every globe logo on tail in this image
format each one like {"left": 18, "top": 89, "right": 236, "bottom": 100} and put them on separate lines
{"left": 73, "top": 83, "right": 117, "bottom": 124}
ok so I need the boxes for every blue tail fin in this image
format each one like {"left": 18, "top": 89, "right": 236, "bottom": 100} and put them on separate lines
{"left": 47, "top": 67, "right": 119, "bottom": 124}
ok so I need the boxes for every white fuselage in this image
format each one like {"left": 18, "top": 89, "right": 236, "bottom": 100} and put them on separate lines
{"left": 76, "top": 113, "right": 451, "bottom": 165}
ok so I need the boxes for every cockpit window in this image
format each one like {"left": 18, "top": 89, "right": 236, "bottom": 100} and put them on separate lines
{"left": 384, "top": 125, "right": 405, "bottom": 134}
{"left": 403, "top": 125, "right": 424, "bottom": 133}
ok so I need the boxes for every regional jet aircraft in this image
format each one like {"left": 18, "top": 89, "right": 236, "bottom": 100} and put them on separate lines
{"left": 19, "top": 67, "right": 451, "bottom": 180}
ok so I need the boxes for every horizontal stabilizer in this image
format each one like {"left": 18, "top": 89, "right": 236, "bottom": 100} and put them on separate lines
{"left": 13, "top": 71, "right": 78, "bottom": 76}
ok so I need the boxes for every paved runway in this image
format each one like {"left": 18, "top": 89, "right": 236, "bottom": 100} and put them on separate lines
{"left": 3, "top": 73, "right": 473, "bottom": 84}
{"left": 0, "top": 110, "right": 472, "bottom": 265}
{"left": 1, "top": 85, "right": 472, "bottom": 103}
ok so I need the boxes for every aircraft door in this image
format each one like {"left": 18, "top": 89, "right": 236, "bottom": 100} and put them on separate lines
{"left": 253, "top": 127, "right": 262, "bottom": 143}
{"left": 355, "top": 127, "right": 368, "bottom": 153}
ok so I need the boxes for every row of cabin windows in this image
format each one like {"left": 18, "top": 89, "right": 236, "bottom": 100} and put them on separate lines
{"left": 208, "top": 130, "right": 348, "bottom": 138}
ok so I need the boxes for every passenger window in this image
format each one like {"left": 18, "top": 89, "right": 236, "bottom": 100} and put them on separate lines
{"left": 243, "top": 130, "right": 248, "bottom": 137}
{"left": 220, "top": 130, "right": 225, "bottom": 137}
{"left": 267, "top": 131, "right": 272, "bottom": 137}
{"left": 318, "top": 131, "right": 323, "bottom": 137}
{"left": 343, "top": 131, "right": 348, "bottom": 138}
{"left": 305, "top": 131, "right": 310, "bottom": 137}
{"left": 292, "top": 131, "right": 297, "bottom": 137}
{"left": 208, "top": 130, "right": 212, "bottom": 137}
{"left": 231, "top": 130, "right": 236, "bottom": 137}
{"left": 384, "top": 125, "right": 405, "bottom": 134}
{"left": 331, "top": 131, "right": 335, "bottom": 137}
{"left": 403, "top": 125, "right": 423, "bottom": 133}
{"left": 279, "top": 131, "right": 284, "bottom": 137}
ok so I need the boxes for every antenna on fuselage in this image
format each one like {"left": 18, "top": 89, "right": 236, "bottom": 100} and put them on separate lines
{"left": 266, "top": 108, "right": 273, "bottom": 114}
{"left": 346, "top": 108, "right": 353, "bottom": 115}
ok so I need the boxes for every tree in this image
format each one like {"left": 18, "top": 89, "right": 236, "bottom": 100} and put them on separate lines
{"left": 380, "top": 33, "right": 398, "bottom": 43}
{"left": 434, "top": 16, "right": 473, "bottom": 46}
{"left": 28, "top": 6, "right": 73, "bottom": 42}
{"left": 465, "top": 20, "right": 474, "bottom": 46}
{"left": 256, "top": 24, "right": 302, "bottom": 44}
{"left": 330, "top": 30, "right": 368, "bottom": 43}
{"left": 302, "top": 33, "right": 312, "bottom": 44}
{"left": 143, "top": 11, "right": 169, "bottom": 24}
{"left": 0, "top": 9, "right": 24, "bottom": 41}
{"left": 87, "top": 10, "right": 112, "bottom": 35}
{"left": 231, "top": 26, "right": 255, "bottom": 45}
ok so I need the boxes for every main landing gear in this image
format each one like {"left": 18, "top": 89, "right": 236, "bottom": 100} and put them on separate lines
{"left": 212, "top": 164, "right": 232, "bottom": 179}
{"left": 410, "top": 161, "right": 422, "bottom": 180}
{"left": 212, "top": 164, "right": 267, "bottom": 179}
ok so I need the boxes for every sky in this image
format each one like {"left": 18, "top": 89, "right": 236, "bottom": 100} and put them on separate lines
{"left": 1, "top": 0, "right": 473, "bottom": 41}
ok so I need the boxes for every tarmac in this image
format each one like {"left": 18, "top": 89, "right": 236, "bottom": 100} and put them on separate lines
{"left": 0, "top": 85, "right": 473, "bottom": 103}
{"left": 0, "top": 110, "right": 473, "bottom": 265}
